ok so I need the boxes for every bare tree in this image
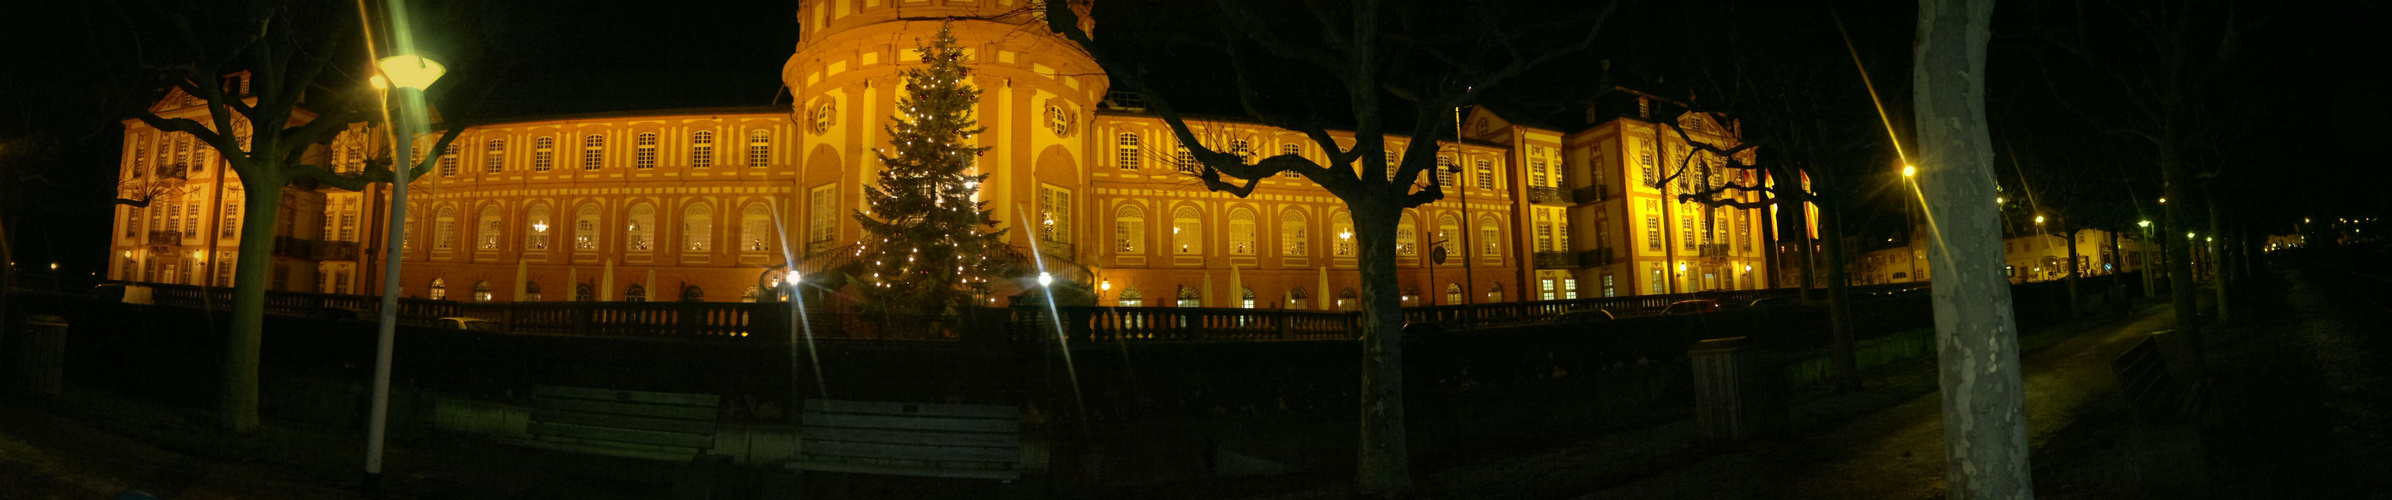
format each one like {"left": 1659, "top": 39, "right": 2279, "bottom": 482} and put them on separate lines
{"left": 2029, "top": 0, "right": 2245, "bottom": 351}
{"left": 1042, "top": 0, "right": 1617, "bottom": 495}
{"left": 1914, "top": 0, "right": 2033, "bottom": 496}
{"left": 128, "top": 0, "right": 462, "bottom": 431}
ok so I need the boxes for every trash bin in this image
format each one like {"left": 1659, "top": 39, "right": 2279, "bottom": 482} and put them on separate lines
{"left": 1690, "top": 336, "right": 1762, "bottom": 440}
{"left": 9, "top": 313, "right": 69, "bottom": 396}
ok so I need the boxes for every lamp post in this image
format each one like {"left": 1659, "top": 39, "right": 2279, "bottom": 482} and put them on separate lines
{"left": 2033, "top": 215, "right": 2047, "bottom": 281}
{"left": 2138, "top": 220, "right": 2155, "bottom": 298}
{"left": 1902, "top": 165, "right": 1920, "bottom": 283}
{"left": 364, "top": 48, "right": 443, "bottom": 493}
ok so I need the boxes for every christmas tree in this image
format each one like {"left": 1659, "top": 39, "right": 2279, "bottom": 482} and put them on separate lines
{"left": 849, "top": 23, "right": 1016, "bottom": 321}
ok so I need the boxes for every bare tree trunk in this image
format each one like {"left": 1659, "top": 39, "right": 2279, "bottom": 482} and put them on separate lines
{"left": 2207, "top": 195, "right": 2229, "bottom": 324}
{"left": 1349, "top": 198, "right": 1409, "bottom": 497}
{"left": 1817, "top": 201, "right": 1859, "bottom": 392}
{"left": 1914, "top": 0, "right": 2034, "bottom": 497}
{"left": 221, "top": 175, "right": 286, "bottom": 432}
{"left": 2158, "top": 153, "right": 2203, "bottom": 372}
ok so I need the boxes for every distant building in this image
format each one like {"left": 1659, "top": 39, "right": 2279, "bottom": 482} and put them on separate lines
{"left": 104, "top": 2, "right": 1775, "bottom": 306}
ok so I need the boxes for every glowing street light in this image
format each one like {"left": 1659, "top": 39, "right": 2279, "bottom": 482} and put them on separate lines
{"left": 2138, "top": 220, "right": 2151, "bottom": 228}
{"left": 2034, "top": 215, "right": 2045, "bottom": 225}
{"left": 1099, "top": 279, "right": 1111, "bottom": 291}
{"left": 1901, "top": 165, "right": 1916, "bottom": 178}
{"left": 1038, "top": 271, "right": 1054, "bottom": 287}
{"left": 376, "top": 54, "right": 446, "bottom": 90}
{"left": 1996, "top": 197, "right": 2005, "bottom": 205}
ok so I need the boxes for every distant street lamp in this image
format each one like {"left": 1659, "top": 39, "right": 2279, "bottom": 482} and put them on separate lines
{"left": 365, "top": 45, "right": 444, "bottom": 493}
{"left": 1901, "top": 165, "right": 1917, "bottom": 178}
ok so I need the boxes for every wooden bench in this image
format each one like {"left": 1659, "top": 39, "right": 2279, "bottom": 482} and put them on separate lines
{"left": 526, "top": 386, "right": 733, "bottom": 499}
{"left": 787, "top": 399, "right": 1025, "bottom": 481}
{"left": 2112, "top": 335, "right": 2209, "bottom": 422}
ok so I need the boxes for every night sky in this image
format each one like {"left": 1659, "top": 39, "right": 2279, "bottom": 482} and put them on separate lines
{"left": 1, "top": 0, "right": 2383, "bottom": 278}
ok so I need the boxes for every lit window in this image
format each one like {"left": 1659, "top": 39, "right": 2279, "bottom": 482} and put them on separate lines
{"left": 478, "top": 205, "right": 503, "bottom": 250}
{"left": 1281, "top": 210, "right": 1308, "bottom": 257}
{"left": 484, "top": 139, "right": 505, "bottom": 173}
{"left": 429, "top": 278, "right": 447, "bottom": 300}
{"left": 1228, "top": 208, "right": 1255, "bottom": 256}
{"left": 582, "top": 134, "right": 604, "bottom": 170}
{"left": 1119, "top": 288, "right": 1143, "bottom": 308}
{"left": 683, "top": 203, "right": 712, "bottom": 252}
{"left": 1481, "top": 221, "right": 1501, "bottom": 257}
{"left": 1117, "top": 133, "right": 1140, "bottom": 170}
{"left": 574, "top": 204, "right": 600, "bottom": 250}
{"left": 534, "top": 136, "right": 554, "bottom": 171}
{"left": 1176, "top": 144, "right": 1195, "bottom": 173}
{"left": 1172, "top": 206, "right": 1202, "bottom": 255}
{"left": 1437, "top": 155, "right": 1455, "bottom": 187}
{"left": 748, "top": 130, "right": 771, "bottom": 167}
{"left": 1475, "top": 159, "right": 1494, "bottom": 189}
{"left": 741, "top": 204, "right": 772, "bottom": 252}
{"left": 1397, "top": 213, "right": 1417, "bottom": 257}
{"left": 807, "top": 184, "right": 836, "bottom": 253}
{"left": 525, "top": 205, "right": 550, "bottom": 250}
{"left": 1115, "top": 205, "right": 1145, "bottom": 254}
{"left": 1177, "top": 286, "right": 1202, "bottom": 308}
{"left": 627, "top": 203, "right": 655, "bottom": 251}
{"left": 691, "top": 131, "right": 714, "bottom": 168}
{"left": 1039, "top": 185, "right": 1071, "bottom": 247}
{"left": 1334, "top": 212, "right": 1354, "bottom": 257}
{"left": 636, "top": 132, "right": 657, "bottom": 169}
{"left": 434, "top": 206, "right": 457, "bottom": 250}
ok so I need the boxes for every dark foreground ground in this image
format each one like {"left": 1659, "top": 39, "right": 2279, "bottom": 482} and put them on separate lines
{"left": 3, "top": 250, "right": 2386, "bottom": 499}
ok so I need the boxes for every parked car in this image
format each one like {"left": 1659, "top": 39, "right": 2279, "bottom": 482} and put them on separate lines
{"left": 434, "top": 317, "right": 505, "bottom": 333}
{"left": 1661, "top": 299, "right": 1721, "bottom": 315}
{"left": 305, "top": 307, "right": 365, "bottom": 322}
{"left": 1555, "top": 308, "right": 1616, "bottom": 323}
{"left": 1746, "top": 296, "right": 1799, "bottom": 308}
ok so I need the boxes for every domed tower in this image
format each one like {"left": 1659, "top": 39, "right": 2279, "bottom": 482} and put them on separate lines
{"left": 783, "top": 1, "right": 1106, "bottom": 273}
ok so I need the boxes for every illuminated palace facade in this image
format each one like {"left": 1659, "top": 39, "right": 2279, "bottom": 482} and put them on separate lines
{"left": 104, "top": 0, "right": 1769, "bottom": 307}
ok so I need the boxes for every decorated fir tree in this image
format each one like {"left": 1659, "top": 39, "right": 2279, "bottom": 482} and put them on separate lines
{"left": 849, "top": 23, "right": 1015, "bottom": 320}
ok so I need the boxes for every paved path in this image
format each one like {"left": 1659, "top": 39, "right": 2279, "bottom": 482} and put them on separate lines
{"left": 1577, "top": 306, "right": 2173, "bottom": 500}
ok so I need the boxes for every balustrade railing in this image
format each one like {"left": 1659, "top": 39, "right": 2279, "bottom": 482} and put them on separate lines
{"left": 147, "top": 231, "right": 183, "bottom": 246}
{"left": 1532, "top": 251, "right": 1581, "bottom": 268}
{"left": 1528, "top": 186, "right": 1574, "bottom": 205}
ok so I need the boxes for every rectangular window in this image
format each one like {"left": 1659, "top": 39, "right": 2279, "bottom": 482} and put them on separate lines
{"left": 1646, "top": 216, "right": 1662, "bottom": 251}
{"left": 534, "top": 137, "right": 554, "bottom": 171}
{"left": 1176, "top": 145, "right": 1194, "bottom": 173}
{"left": 1540, "top": 278, "right": 1555, "bottom": 301}
{"left": 582, "top": 134, "right": 605, "bottom": 170}
{"left": 1682, "top": 215, "right": 1696, "bottom": 250}
{"left": 485, "top": 140, "right": 504, "bottom": 173}
{"left": 438, "top": 143, "right": 458, "bottom": 176}
{"left": 1564, "top": 278, "right": 1578, "bottom": 300}
{"left": 1602, "top": 274, "right": 1615, "bottom": 298}
{"left": 1118, "top": 133, "right": 1140, "bottom": 170}
{"left": 1737, "top": 211, "right": 1751, "bottom": 251}
{"left": 124, "top": 209, "right": 140, "bottom": 238}
{"left": 748, "top": 130, "right": 772, "bottom": 167}
{"left": 1383, "top": 151, "right": 1399, "bottom": 181}
{"left": 1537, "top": 223, "right": 1553, "bottom": 252}
{"left": 808, "top": 184, "right": 836, "bottom": 253}
{"left": 691, "top": 132, "right": 714, "bottom": 168}
{"left": 167, "top": 203, "right": 181, "bottom": 236}
{"left": 1530, "top": 159, "right": 1547, "bottom": 188}
{"left": 184, "top": 202, "right": 199, "bottom": 233}
{"left": 636, "top": 133, "right": 657, "bottom": 169}
{"left": 1639, "top": 142, "right": 1656, "bottom": 187}
{"left": 1475, "top": 160, "right": 1494, "bottom": 189}
{"left": 339, "top": 213, "right": 357, "bottom": 242}
{"left": 1437, "top": 156, "right": 1455, "bottom": 187}
{"left": 1481, "top": 225, "right": 1500, "bottom": 257}
{"left": 1282, "top": 144, "right": 1302, "bottom": 179}
{"left": 215, "top": 253, "right": 233, "bottom": 286}
{"left": 1038, "top": 185, "right": 1070, "bottom": 245}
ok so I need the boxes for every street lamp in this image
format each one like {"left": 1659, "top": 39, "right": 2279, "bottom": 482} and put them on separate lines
{"left": 2034, "top": 215, "right": 2045, "bottom": 225}
{"left": 1038, "top": 271, "right": 1054, "bottom": 287}
{"left": 2138, "top": 220, "right": 2150, "bottom": 228}
{"left": 1901, "top": 165, "right": 1916, "bottom": 178}
{"left": 365, "top": 47, "right": 444, "bottom": 494}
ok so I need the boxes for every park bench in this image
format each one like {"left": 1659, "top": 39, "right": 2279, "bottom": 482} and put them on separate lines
{"left": 525, "top": 385, "right": 732, "bottom": 498}
{"left": 2111, "top": 334, "right": 2210, "bottom": 422}
{"left": 786, "top": 399, "right": 1025, "bottom": 481}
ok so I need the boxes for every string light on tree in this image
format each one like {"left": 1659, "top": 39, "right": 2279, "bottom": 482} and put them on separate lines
{"left": 846, "top": 22, "right": 1018, "bottom": 322}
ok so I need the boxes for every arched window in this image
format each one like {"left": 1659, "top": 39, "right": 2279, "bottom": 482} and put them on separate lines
{"left": 683, "top": 203, "right": 713, "bottom": 252}
{"left": 1286, "top": 287, "right": 1309, "bottom": 309}
{"left": 1116, "top": 133, "right": 1140, "bottom": 170}
{"left": 477, "top": 205, "right": 503, "bottom": 250}
{"left": 575, "top": 283, "right": 594, "bottom": 302}
{"left": 1397, "top": 212, "right": 1418, "bottom": 257}
{"left": 627, "top": 203, "right": 655, "bottom": 251}
{"left": 748, "top": 129, "right": 772, "bottom": 167}
{"left": 471, "top": 280, "right": 493, "bottom": 302}
{"left": 582, "top": 134, "right": 605, "bottom": 170}
{"left": 484, "top": 139, "right": 505, "bottom": 173}
{"left": 574, "top": 204, "right": 601, "bottom": 250}
{"left": 1401, "top": 286, "right": 1421, "bottom": 306}
{"left": 1480, "top": 219, "right": 1502, "bottom": 257}
{"left": 1172, "top": 206, "right": 1202, "bottom": 254}
{"left": 1333, "top": 212, "right": 1355, "bottom": 257}
{"left": 681, "top": 285, "right": 704, "bottom": 302}
{"left": 742, "top": 286, "right": 760, "bottom": 303}
{"left": 1176, "top": 286, "right": 1202, "bottom": 308}
{"left": 1437, "top": 214, "right": 1460, "bottom": 263}
{"left": 1445, "top": 283, "right": 1463, "bottom": 305}
{"left": 1240, "top": 287, "right": 1256, "bottom": 309}
{"left": 534, "top": 136, "right": 554, "bottom": 171}
{"left": 1281, "top": 211, "right": 1308, "bottom": 257}
{"left": 741, "top": 203, "right": 772, "bottom": 252}
{"left": 525, "top": 205, "right": 551, "bottom": 250}
{"left": 1228, "top": 208, "right": 1256, "bottom": 255}
{"left": 526, "top": 281, "right": 542, "bottom": 302}
{"left": 690, "top": 131, "right": 714, "bottom": 168}
{"left": 1114, "top": 205, "right": 1144, "bottom": 254}
{"left": 1336, "top": 288, "right": 1358, "bottom": 310}
{"left": 1118, "top": 287, "right": 1143, "bottom": 307}
{"left": 434, "top": 206, "right": 457, "bottom": 250}
{"left": 1488, "top": 284, "right": 1504, "bottom": 302}
{"left": 429, "top": 278, "right": 447, "bottom": 300}
{"left": 636, "top": 132, "right": 658, "bottom": 169}
{"left": 626, "top": 284, "right": 647, "bottom": 302}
